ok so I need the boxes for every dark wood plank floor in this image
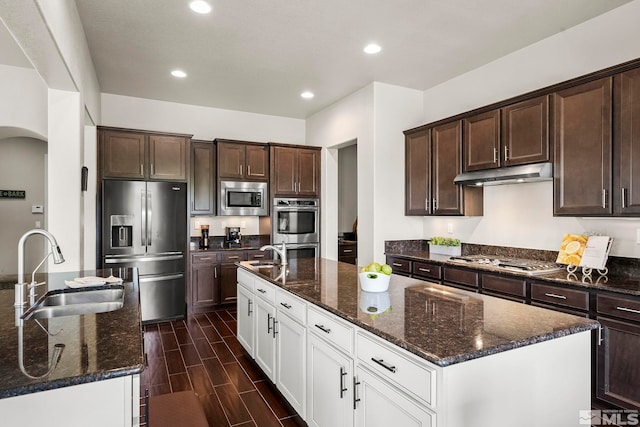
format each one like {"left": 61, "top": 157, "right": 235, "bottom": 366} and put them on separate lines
{"left": 141, "top": 307, "right": 306, "bottom": 427}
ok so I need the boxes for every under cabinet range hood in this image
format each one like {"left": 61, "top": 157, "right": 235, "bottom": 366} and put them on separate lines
{"left": 453, "top": 162, "right": 553, "bottom": 186}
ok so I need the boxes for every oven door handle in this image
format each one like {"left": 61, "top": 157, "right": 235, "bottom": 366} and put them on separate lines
{"left": 274, "top": 207, "right": 318, "bottom": 212}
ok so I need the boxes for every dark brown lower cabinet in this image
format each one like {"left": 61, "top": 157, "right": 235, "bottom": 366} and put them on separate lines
{"left": 190, "top": 253, "right": 219, "bottom": 312}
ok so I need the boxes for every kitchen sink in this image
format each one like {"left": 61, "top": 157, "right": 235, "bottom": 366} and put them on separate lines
{"left": 247, "top": 260, "right": 281, "bottom": 268}
{"left": 21, "top": 285, "right": 125, "bottom": 320}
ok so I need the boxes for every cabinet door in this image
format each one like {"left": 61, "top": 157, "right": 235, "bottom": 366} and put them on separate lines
{"left": 191, "top": 261, "right": 219, "bottom": 309}
{"left": 220, "top": 263, "right": 239, "bottom": 303}
{"left": 354, "top": 367, "right": 434, "bottom": 427}
{"left": 463, "top": 109, "right": 500, "bottom": 171}
{"left": 218, "top": 142, "right": 245, "bottom": 179}
{"left": 245, "top": 144, "right": 269, "bottom": 179}
{"left": 237, "top": 284, "right": 255, "bottom": 357}
{"left": 254, "top": 297, "right": 277, "bottom": 382}
{"left": 297, "top": 148, "right": 321, "bottom": 197}
{"left": 276, "top": 313, "right": 307, "bottom": 418}
{"left": 502, "top": 95, "right": 550, "bottom": 167}
{"left": 190, "top": 141, "right": 215, "bottom": 215}
{"left": 432, "top": 121, "right": 463, "bottom": 215}
{"left": 596, "top": 316, "right": 640, "bottom": 409}
{"left": 615, "top": 69, "right": 640, "bottom": 215}
{"left": 102, "top": 130, "right": 146, "bottom": 179}
{"left": 553, "top": 77, "right": 612, "bottom": 215}
{"left": 272, "top": 146, "right": 298, "bottom": 196}
{"left": 148, "top": 135, "right": 187, "bottom": 181}
{"left": 307, "top": 333, "right": 354, "bottom": 427}
{"left": 405, "top": 129, "right": 431, "bottom": 215}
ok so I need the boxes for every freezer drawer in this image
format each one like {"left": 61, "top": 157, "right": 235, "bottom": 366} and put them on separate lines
{"left": 140, "top": 273, "right": 185, "bottom": 324}
{"left": 103, "top": 252, "right": 184, "bottom": 276}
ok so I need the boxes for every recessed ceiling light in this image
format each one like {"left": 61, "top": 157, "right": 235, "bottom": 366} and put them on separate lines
{"left": 189, "top": 0, "right": 212, "bottom": 14}
{"left": 363, "top": 43, "right": 382, "bottom": 54}
{"left": 301, "top": 91, "right": 314, "bottom": 99}
{"left": 171, "top": 70, "right": 187, "bottom": 78}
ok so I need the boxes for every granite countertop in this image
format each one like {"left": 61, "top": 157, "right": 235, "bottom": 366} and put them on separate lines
{"left": 0, "top": 269, "right": 144, "bottom": 399}
{"left": 190, "top": 234, "right": 271, "bottom": 252}
{"left": 238, "top": 258, "right": 598, "bottom": 367}
{"left": 386, "top": 249, "right": 640, "bottom": 296}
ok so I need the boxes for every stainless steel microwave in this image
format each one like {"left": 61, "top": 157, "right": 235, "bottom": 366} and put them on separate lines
{"left": 219, "top": 180, "right": 268, "bottom": 216}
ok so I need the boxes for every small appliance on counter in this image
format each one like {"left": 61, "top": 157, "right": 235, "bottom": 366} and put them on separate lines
{"left": 200, "top": 224, "right": 210, "bottom": 249}
{"left": 225, "top": 226, "right": 241, "bottom": 248}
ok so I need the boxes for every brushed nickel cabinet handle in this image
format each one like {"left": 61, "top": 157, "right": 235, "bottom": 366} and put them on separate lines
{"left": 602, "top": 189, "right": 607, "bottom": 209}
{"left": 418, "top": 268, "right": 431, "bottom": 273}
{"left": 617, "top": 306, "right": 640, "bottom": 315}
{"left": 392, "top": 262, "right": 403, "bottom": 267}
{"left": 280, "top": 302, "right": 292, "bottom": 309}
{"left": 371, "top": 357, "right": 397, "bottom": 373}
{"left": 544, "top": 292, "right": 567, "bottom": 300}
{"left": 504, "top": 145, "right": 509, "bottom": 161}
{"left": 353, "top": 376, "right": 361, "bottom": 409}
{"left": 314, "top": 324, "right": 331, "bottom": 334}
{"left": 257, "top": 288, "right": 266, "bottom": 294}
{"left": 339, "top": 367, "right": 347, "bottom": 398}
{"left": 622, "top": 187, "right": 627, "bottom": 209}
{"left": 493, "top": 147, "right": 497, "bottom": 164}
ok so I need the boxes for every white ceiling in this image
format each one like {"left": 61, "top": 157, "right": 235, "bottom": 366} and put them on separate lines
{"left": 3, "top": 1, "right": 633, "bottom": 119}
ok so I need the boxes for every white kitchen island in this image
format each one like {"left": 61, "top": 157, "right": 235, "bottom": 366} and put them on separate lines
{"left": 237, "top": 258, "right": 598, "bottom": 427}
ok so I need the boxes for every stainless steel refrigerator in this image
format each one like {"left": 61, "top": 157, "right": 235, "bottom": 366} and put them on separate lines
{"left": 101, "top": 180, "right": 186, "bottom": 324}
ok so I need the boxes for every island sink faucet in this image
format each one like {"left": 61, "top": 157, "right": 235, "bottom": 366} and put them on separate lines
{"left": 14, "top": 229, "right": 65, "bottom": 308}
{"left": 260, "top": 242, "right": 287, "bottom": 267}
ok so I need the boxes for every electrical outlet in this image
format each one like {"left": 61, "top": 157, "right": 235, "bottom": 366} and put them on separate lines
{"left": 221, "top": 221, "right": 226, "bottom": 229}
{"left": 195, "top": 220, "right": 200, "bottom": 230}
{"left": 637, "top": 228, "right": 640, "bottom": 244}
{"left": 241, "top": 221, "right": 246, "bottom": 228}
{"left": 447, "top": 223, "right": 453, "bottom": 234}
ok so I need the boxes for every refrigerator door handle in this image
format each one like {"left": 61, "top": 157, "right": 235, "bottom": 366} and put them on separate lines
{"left": 147, "top": 191, "right": 152, "bottom": 246}
{"left": 104, "top": 254, "right": 183, "bottom": 263}
{"left": 141, "top": 190, "right": 147, "bottom": 246}
{"left": 139, "top": 273, "right": 184, "bottom": 283}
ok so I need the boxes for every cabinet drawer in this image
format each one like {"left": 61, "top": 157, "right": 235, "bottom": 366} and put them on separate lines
{"left": 413, "top": 261, "right": 442, "bottom": 280}
{"left": 276, "top": 290, "right": 307, "bottom": 325}
{"left": 597, "top": 294, "right": 640, "bottom": 322}
{"left": 237, "top": 268, "right": 254, "bottom": 290}
{"left": 192, "top": 253, "right": 218, "bottom": 264}
{"left": 339, "top": 244, "right": 356, "bottom": 257}
{"left": 356, "top": 332, "right": 436, "bottom": 407}
{"left": 386, "top": 257, "right": 411, "bottom": 274}
{"left": 308, "top": 307, "right": 354, "bottom": 354}
{"left": 220, "top": 251, "right": 246, "bottom": 263}
{"left": 254, "top": 278, "right": 276, "bottom": 304}
{"left": 530, "top": 282, "right": 589, "bottom": 311}
{"left": 246, "top": 250, "right": 270, "bottom": 261}
{"left": 481, "top": 274, "right": 526, "bottom": 298}
{"left": 443, "top": 267, "right": 479, "bottom": 288}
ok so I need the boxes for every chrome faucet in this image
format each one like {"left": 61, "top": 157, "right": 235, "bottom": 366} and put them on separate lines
{"left": 260, "top": 242, "right": 288, "bottom": 267}
{"left": 15, "top": 229, "right": 65, "bottom": 308}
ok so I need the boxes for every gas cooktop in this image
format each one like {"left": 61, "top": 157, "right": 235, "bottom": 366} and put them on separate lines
{"left": 448, "top": 255, "right": 564, "bottom": 276}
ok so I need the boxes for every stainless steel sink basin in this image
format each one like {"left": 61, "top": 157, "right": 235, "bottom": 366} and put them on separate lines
{"left": 247, "top": 260, "right": 281, "bottom": 268}
{"left": 22, "top": 286, "right": 125, "bottom": 320}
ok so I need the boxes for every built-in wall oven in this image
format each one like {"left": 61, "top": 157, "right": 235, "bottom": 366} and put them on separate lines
{"left": 272, "top": 198, "right": 319, "bottom": 259}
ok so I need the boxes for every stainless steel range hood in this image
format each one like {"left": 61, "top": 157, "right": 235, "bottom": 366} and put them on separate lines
{"left": 453, "top": 162, "right": 553, "bottom": 186}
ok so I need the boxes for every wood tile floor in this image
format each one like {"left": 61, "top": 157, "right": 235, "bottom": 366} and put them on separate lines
{"left": 141, "top": 307, "right": 306, "bottom": 427}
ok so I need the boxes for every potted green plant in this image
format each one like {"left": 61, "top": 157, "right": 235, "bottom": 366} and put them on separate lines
{"left": 428, "top": 236, "right": 462, "bottom": 256}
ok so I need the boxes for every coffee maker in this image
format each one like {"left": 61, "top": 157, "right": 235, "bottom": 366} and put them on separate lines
{"left": 225, "top": 227, "right": 241, "bottom": 248}
{"left": 199, "top": 224, "right": 210, "bottom": 249}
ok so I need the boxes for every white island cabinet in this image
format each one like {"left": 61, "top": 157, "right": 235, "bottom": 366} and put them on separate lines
{"left": 237, "top": 261, "right": 596, "bottom": 427}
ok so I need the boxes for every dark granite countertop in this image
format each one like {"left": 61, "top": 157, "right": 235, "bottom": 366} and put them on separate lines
{"left": 0, "top": 269, "right": 144, "bottom": 399}
{"left": 238, "top": 258, "right": 598, "bottom": 367}
{"left": 385, "top": 249, "right": 640, "bottom": 297}
{"left": 190, "top": 234, "right": 270, "bottom": 252}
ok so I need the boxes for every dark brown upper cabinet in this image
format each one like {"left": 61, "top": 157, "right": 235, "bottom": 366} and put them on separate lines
{"left": 614, "top": 69, "right": 640, "bottom": 216}
{"left": 463, "top": 96, "right": 550, "bottom": 172}
{"left": 553, "top": 77, "right": 612, "bottom": 216}
{"left": 463, "top": 110, "right": 500, "bottom": 172}
{"left": 501, "top": 95, "right": 550, "bottom": 167}
{"left": 190, "top": 140, "right": 215, "bottom": 216}
{"left": 270, "top": 145, "right": 321, "bottom": 198}
{"left": 216, "top": 140, "right": 269, "bottom": 181}
{"left": 405, "top": 123, "right": 482, "bottom": 216}
{"left": 100, "top": 127, "right": 189, "bottom": 181}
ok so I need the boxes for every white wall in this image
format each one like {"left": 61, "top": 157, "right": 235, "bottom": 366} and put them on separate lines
{"left": 420, "top": 1, "right": 640, "bottom": 258}
{"left": 0, "top": 137, "right": 47, "bottom": 276}
{"left": 0, "top": 64, "right": 47, "bottom": 139}
{"left": 306, "top": 83, "right": 423, "bottom": 263}
{"left": 101, "top": 94, "right": 305, "bottom": 143}
{"left": 338, "top": 144, "right": 357, "bottom": 233}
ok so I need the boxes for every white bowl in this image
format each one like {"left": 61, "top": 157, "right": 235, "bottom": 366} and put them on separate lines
{"left": 359, "top": 271, "right": 391, "bottom": 292}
